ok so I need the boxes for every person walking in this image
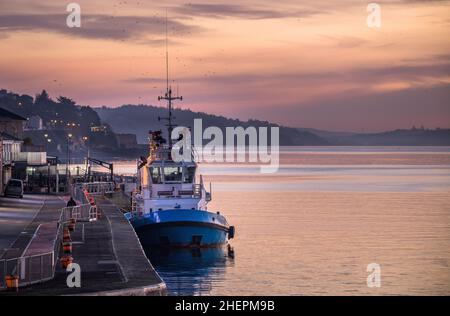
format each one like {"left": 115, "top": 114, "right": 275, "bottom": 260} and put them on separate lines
{"left": 67, "top": 196, "right": 77, "bottom": 207}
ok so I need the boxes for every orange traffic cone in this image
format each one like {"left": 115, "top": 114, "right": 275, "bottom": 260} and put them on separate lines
{"left": 5, "top": 275, "right": 19, "bottom": 292}
{"left": 62, "top": 242, "right": 72, "bottom": 254}
{"left": 60, "top": 255, "right": 73, "bottom": 268}
{"left": 63, "top": 227, "right": 71, "bottom": 242}
{"left": 68, "top": 217, "right": 75, "bottom": 231}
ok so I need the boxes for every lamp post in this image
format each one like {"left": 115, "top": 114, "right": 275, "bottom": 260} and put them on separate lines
{"left": 47, "top": 162, "right": 51, "bottom": 194}
{"left": 47, "top": 139, "right": 52, "bottom": 194}
{"left": 66, "top": 133, "right": 72, "bottom": 192}
{"left": 44, "top": 133, "right": 48, "bottom": 152}
{"left": 82, "top": 136, "right": 89, "bottom": 157}
{"left": 82, "top": 136, "right": 89, "bottom": 181}
{"left": 46, "top": 138, "right": 51, "bottom": 153}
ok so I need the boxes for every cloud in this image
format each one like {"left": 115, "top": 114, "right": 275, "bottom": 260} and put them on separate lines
{"left": 124, "top": 74, "right": 450, "bottom": 132}
{"left": 0, "top": 13, "right": 202, "bottom": 43}
{"left": 172, "top": 3, "right": 320, "bottom": 20}
{"left": 122, "top": 58, "right": 450, "bottom": 131}
{"left": 123, "top": 60, "right": 450, "bottom": 88}
{"left": 319, "top": 35, "right": 369, "bottom": 48}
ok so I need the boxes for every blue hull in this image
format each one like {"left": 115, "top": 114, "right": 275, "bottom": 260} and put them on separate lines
{"left": 126, "top": 209, "right": 230, "bottom": 247}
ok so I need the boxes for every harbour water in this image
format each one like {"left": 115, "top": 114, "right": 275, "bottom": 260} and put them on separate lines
{"left": 110, "top": 147, "right": 450, "bottom": 295}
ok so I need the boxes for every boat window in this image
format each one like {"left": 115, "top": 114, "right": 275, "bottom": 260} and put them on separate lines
{"left": 150, "top": 167, "right": 162, "bottom": 184}
{"left": 184, "top": 166, "right": 196, "bottom": 183}
{"left": 163, "top": 166, "right": 182, "bottom": 182}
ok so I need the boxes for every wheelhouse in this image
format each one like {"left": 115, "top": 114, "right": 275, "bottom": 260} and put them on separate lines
{"left": 148, "top": 161, "right": 197, "bottom": 185}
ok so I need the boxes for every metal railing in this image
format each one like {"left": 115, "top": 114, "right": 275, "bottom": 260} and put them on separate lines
{"left": 0, "top": 227, "right": 61, "bottom": 290}
{"left": 1, "top": 181, "right": 110, "bottom": 290}
{"left": 0, "top": 259, "right": 5, "bottom": 289}
{"left": 82, "top": 182, "right": 116, "bottom": 195}
{"left": 193, "top": 184, "right": 202, "bottom": 198}
{"left": 2, "top": 252, "right": 55, "bottom": 288}
{"left": 60, "top": 204, "right": 97, "bottom": 223}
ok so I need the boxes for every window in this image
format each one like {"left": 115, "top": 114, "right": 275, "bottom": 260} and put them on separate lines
{"left": 150, "top": 167, "right": 162, "bottom": 184}
{"left": 8, "top": 180, "right": 22, "bottom": 187}
{"left": 163, "top": 166, "right": 182, "bottom": 182}
{"left": 184, "top": 166, "right": 196, "bottom": 183}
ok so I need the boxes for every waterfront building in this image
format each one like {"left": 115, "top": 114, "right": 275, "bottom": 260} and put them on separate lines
{"left": 25, "top": 115, "right": 44, "bottom": 130}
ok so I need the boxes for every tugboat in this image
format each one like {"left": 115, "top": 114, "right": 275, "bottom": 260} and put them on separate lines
{"left": 124, "top": 87, "right": 235, "bottom": 247}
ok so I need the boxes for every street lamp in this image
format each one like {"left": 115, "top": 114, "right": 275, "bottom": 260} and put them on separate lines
{"left": 47, "top": 162, "right": 51, "bottom": 194}
{"left": 66, "top": 133, "right": 73, "bottom": 192}
{"left": 43, "top": 134, "right": 49, "bottom": 152}
{"left": 82, "top": 136, "right": 89, "bottom": 157}
{"left": 46, "top": 138, "right": 51, "bottom": 153}
{"left": 82, "top": 136, "right": 90, "bottom": 181}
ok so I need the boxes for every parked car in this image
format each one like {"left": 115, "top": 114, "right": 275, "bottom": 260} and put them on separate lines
{"left": 4, "top": 179, "right": 24, "bottom": 198}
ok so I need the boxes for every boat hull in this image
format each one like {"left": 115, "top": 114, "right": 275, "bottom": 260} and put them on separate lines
{"left": 127, "top": 209, "right": 230, "bottom": 247}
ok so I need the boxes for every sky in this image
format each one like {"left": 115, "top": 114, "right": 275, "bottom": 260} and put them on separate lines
{"left": 0, "top": 0, "right": 449, "bottom": 132}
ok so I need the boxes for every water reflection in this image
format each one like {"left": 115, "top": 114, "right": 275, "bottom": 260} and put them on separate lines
{"left": 144, "top": 245, "right": 235, "bottom": 296}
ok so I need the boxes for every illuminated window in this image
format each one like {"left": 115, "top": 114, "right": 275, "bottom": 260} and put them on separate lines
{"left": 150, "top": 167, "right": 162, "bottom": 184}
{"left": 163, "top": 166, "right": 182, "bottom": 182}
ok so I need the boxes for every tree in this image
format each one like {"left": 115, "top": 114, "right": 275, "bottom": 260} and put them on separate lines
{"left": 57, "top": 96, "right": 76, "bottom": 107}
{"left": 35, "top": 90, "right": 50, "bottom": 105}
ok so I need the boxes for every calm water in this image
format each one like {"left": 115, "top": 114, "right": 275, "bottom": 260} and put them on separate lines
{"left": 112, "top": 147, "right": 450, "bottom": 295}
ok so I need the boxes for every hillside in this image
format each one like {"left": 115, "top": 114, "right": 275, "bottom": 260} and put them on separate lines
{"left": 0, "top": 89, "right": 118, "bottom": 151}
{"left": 301, "top": 127, "right": 450, "bottom": 146}
{"left": 95, "top": 104, "right": 329, "bottom": 146}
{"left": 2, "top": 88, "right": 449, "bottom": 149}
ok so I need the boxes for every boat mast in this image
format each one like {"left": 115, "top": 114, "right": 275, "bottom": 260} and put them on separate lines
{"left": 158, "top": 10, "right": 182, "bottom": 148}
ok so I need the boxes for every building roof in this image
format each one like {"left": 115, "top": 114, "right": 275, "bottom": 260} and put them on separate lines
{"left": 0, "top": 131, "right": 22, "bottom": 142}
{"left": 0, "top": 107, "right": 27, "bottom": 121}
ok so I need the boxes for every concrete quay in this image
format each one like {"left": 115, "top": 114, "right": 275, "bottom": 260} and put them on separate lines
{"left": 0, "top": 194, "right": 166, "bottom": 296}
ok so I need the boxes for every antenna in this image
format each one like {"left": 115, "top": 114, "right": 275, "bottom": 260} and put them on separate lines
{"left": 158, "top": 9, "right": 182, "bottom": 148}
{"left": 165, "top": 9, "right": 169, "bottom": 92}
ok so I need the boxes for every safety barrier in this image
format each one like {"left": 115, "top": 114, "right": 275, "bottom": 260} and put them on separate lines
{"left": 0, "top": 226, "right": 60, "bottom": 290}
{"left": 2, "top": 252, "right": 55, "bottom": 288}
{"left": 0, "top": 181, "right": 109, "bottom": 290}
{"left": 0, "top": 260, "right": 5, "bottom": 289}
{"left": 72, "top": 182, "right": 115, "bottom": 204}
{"left": 83, "top": 182, "right": 115, "bottom": 195}
{"left": 60, "top": 204, "right": 97, "bottom": 223}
